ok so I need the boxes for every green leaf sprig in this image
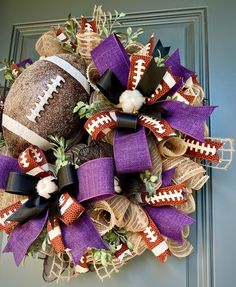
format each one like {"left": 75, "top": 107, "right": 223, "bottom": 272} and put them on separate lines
{"left": 0, "top": 132, "right": 5, "bottom": 148}
{"left": 124, "top": 27, "right": 144, "bottom": 46}
{"left": 73, "top": 100, "right": 100, "bottom": 119}
{"left": 140, "top": 170, "right": 158, "bottom": 196}
{"left": 93, "top": 5, "right": 126, "bottom": 37}
{"left": 48, "top": 135, "right": 70, "bottom": 172}
{"left": 103, "top": 227, "right": 134, "bottom": 253}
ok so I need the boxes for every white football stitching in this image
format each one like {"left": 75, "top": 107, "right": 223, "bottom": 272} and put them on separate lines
{"left": 26, "top": 74, "right": 65, "bottom": 123}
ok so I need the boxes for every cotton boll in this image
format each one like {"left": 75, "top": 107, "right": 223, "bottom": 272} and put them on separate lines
{"left": 36, "top": 176, "right": 58, "bottom": 199}
{"left": 119, "top": 89, "right": 145, "bottom": 113}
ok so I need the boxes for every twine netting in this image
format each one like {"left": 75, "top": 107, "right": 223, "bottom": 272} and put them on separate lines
{"left": 202, "top": 137, "right": 234, "bottom": 170}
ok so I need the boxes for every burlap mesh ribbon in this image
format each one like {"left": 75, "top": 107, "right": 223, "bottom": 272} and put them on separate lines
{"left": 76, "top": 32, "right": 101, "bottom": 65}
{"left": 166, "top": 226, "right": 193, "bottom": 258}
{"left": 158, "top": 137, "right": 187, "bottom": 158}
{"left": 35, "top": 30, "right": 67, "bottom": 57}
{"left": 89, "top": 195, "right": 149, "bottom": 235}
{"left": 163, "top": 156, "right": 209, "bottom": 190}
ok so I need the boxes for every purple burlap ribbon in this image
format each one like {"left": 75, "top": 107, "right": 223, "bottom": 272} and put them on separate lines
{"left": 161, "top": 168, "right": 175, "bottom": 187}
{"left": 0, "top": 155, "right": 21, "bottom": 189}
{"left": 91, "top": 33, "right": 130, "bottom": 88}
{"left": 114, "top": 127, "right": 152, "bottom": 174}
{"left": 3, "top": 211, "right": 48, "bottom": 266}
{"left": 145, "top": 206, "right": 195, "bottom": 243}
{"left": 165, "top": 49, "right": 195, "bottom": 95}
{"left": 61, "top": 212, "right": 108, "bottom": 264}
{"left": 77, "top": 157, "right": 115, "bottom": 202}
{"left": 159, "top": 101, "right": 216, "bottom": 142}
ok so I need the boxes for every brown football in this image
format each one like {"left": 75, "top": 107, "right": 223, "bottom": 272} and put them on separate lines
{"left": 2, "top": 53, "right": 89, "bottom": 157}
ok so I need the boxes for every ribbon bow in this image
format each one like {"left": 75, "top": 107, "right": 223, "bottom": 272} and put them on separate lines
{"left": 0, "top": 146, "right": 115, "bottom": 266}
{"left": 85, "top": 33, "right": 215, "bottom": 174}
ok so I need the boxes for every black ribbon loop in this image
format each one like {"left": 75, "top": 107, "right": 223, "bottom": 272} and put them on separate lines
{"left": 136, "top": 59, "right": 167, "bottom": 97}
{"left": 6, "top": 164, "right": 78, "bottom": 224}
{"left": 6, "top": 173, "right": 38, "bottom": 196}
{"left": 57, "top": 164, "right": 78, "bottom": 193}
{"left": 116, "top": 112, "right": 138, "bottom": 131}
{"left": 96, "top": 69, "right": 124, "bottom": 104}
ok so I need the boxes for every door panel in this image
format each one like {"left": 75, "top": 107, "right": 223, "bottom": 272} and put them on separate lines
{"left": 0, "top": 1, "right": 235, "bottom": 287}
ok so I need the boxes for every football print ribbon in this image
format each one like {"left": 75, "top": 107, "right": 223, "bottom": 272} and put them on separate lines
{"left": 0, "top": 146, "right": 114, "bottom": 266}
{"left": 184, "top": 136, "right": 223, "bottom": 162}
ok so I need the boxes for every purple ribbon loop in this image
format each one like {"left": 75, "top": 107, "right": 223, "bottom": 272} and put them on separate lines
{"left": 159, "top": 101, "right": 216, "bottom": 142}
{"left": 114, "top": 127, "right": 152, "bottom": 174}
{"left": 77, "top": 157, "right": 115, "bottom": 202}
{"left": 61, "top": 212, "right": 109, "bottom": 264}
{"left": 3, "top": 211, "right": 48, "bottom": 266}
{"left": 145, "top": 206, "right": 195, "bottom": 243}
{"left": 161, "top": 168, "right": 176, "bottom": 187}
{"left": 91, "top": 33, "right": 130, "bottom": 88}
{"left": 165, "top": 49, "right": 195, "bottom": 95}
{"left": 0, "top": 154, "right": 21, "bottom": 190}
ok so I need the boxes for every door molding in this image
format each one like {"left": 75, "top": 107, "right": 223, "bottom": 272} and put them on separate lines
{"left": 7, "top": 7, "right": 213, "bottom": 287}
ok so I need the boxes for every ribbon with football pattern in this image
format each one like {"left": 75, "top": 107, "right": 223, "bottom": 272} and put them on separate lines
{"left": 135, "top": 184, "right": 186, "bottom": 207}
{"left": 85, "top": 111, "right": 174, "bottom": 143}
{"left": 140, "top": 211, "right": 170, "bottom": 263}
{"left": 184, "top": 136, "right": 223, "bottom": 162}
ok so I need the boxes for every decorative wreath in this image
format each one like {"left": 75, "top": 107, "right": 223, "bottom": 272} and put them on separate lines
{"left": 0, "top": 5, "right": 234, "bottom": 282}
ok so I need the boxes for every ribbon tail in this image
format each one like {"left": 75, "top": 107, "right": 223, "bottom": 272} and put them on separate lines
{"left": 61, "top": 212, "right": 108, "bottom": 265}
{"left": 145, "top": 206, "right": 195, "bottom": 243}
{"left": 159, "top": 101, "right": 216, "bottom": 142}
{"left": 3, "top": 211, "right": 48, "bottom": 266}
{"left": 140, "top": 211, "right": 170, "bottom": 263}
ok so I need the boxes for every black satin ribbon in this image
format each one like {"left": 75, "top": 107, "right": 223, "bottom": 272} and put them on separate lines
{"left": 116, "top": 112, "right": 138, "bottom": 131}
{"left": 153, "top": 39, "right": 171, "bottom": 58}
{"left": 96, "top": 69, "right": 124, "bottom": 104}
{"left": 6, "top": 164, "right": 78, "bottom": 224}
{"left": 136, "top": 58, "right": 167, "bottom": 97}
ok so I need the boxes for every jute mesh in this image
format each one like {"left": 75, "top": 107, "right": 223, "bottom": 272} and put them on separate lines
{"left": 90, "top": 195, "right": 148, "bottom": 234}
{"left": 76, "top": 32, "right": 101, "bottom": 65}
{"left": 163, "top": 156, "right": 209, "bottom": 190}
{"left": 35, "top": 30, "right": 66, "bottom": 57}
{"left": 148, "top": 135, "right": 162, "bottom": 189}
{"left": 202, "top": 137, "right": 234, "bottom": 170}
{"left": 158, "top": 136, "right": 187, "bottom": 158}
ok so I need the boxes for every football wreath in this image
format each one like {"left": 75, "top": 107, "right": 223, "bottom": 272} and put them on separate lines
{"left": 0, "top": 5, "right": 234, "bottom": 283}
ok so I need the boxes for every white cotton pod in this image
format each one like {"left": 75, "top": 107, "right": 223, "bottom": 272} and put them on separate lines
{"left": 36, "top": 176, "right": 58, "bottom": 199}
{"left": 119, "top": 89, "right": 145, "bottom": 113}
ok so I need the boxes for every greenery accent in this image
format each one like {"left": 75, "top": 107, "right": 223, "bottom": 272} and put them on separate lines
{"left": 0, "top": 59, "right": 18, "bottom": 83}
{"left": 123, "top": 26, "right": 144, "bottom": 46}
{"left": 140, "top": 170, "right": 158, "bottom": 195}
{"left": 55, "top": 14, "right": 79, "bottom": 53}
{"left": 93, "top": 5, "right": 126, "bottom": 37}
{"left": 73, "top": 100, "right": 100, "bottom": 119}
{"left": 0, "top": 132, "right": 5, "bottom": 148}
{"left": 92, "top": 249, "right": 113, "bottom": 268}
{"left": 92, "top": 227, "right": 134, "bottom": 267}
{"left": 48, "top": 135, "right": 70, "bottom": 171}
{"left": 154, "top": 52, "right": 169, "bottom": 67}
{"left": 103, "top": 227, "right": 133, "bottom": 253}
{"left": 27, "top": 228, "right": 49, "bottom": 258}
